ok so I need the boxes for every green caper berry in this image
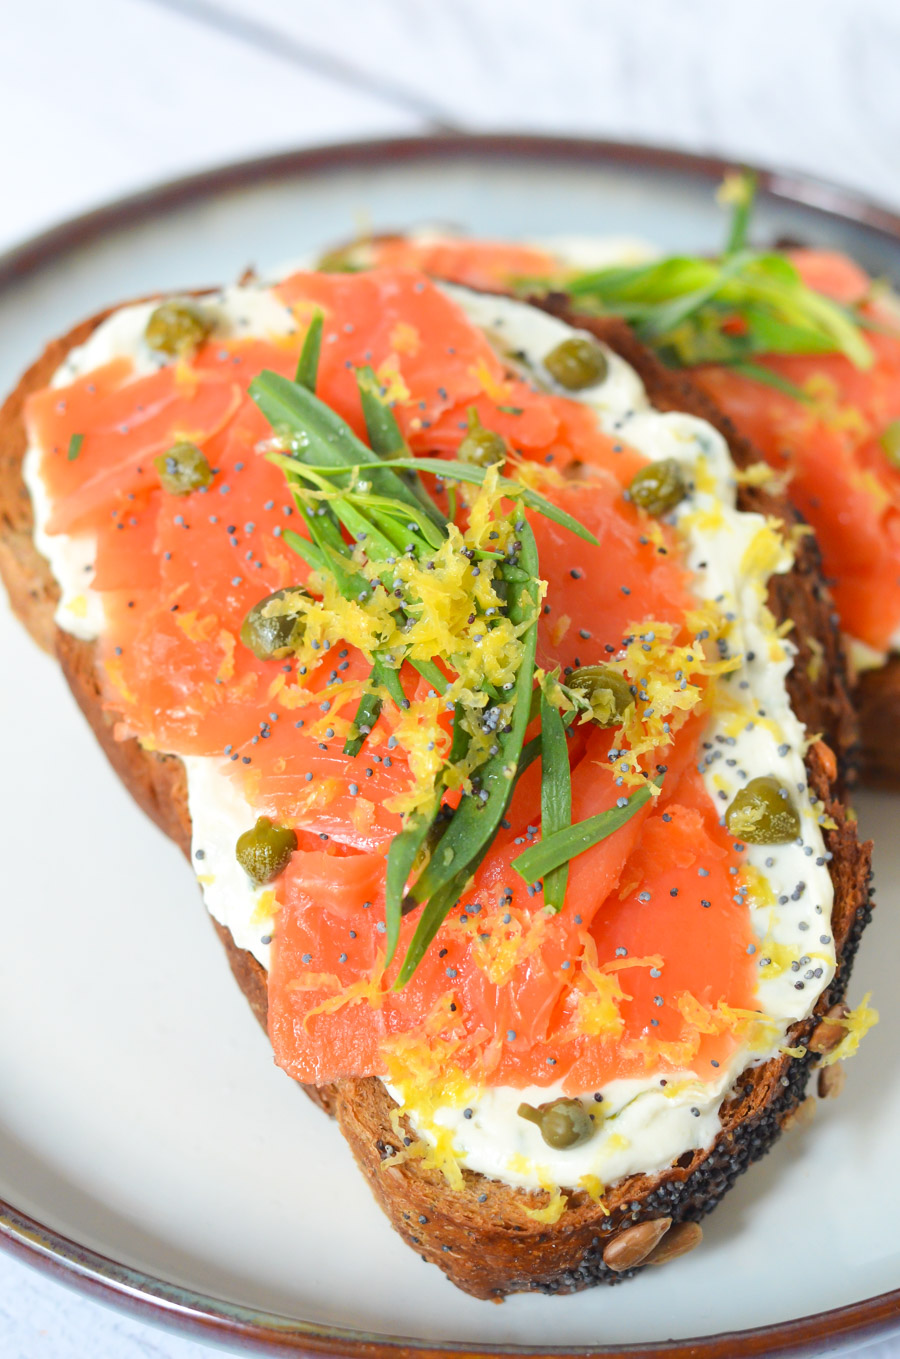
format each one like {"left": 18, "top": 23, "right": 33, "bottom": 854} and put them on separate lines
{"left": 145, "top": 300, "right": 212, "bottom": 356}
{"left": 725, "top": 776, "right": 801, "bottom": 845}
{"left": 458, "top": 408, "right": 507, "bottom": 468}
{"left": 543, "top": 335, "right": 609, "bottom": 390}
{"left": 627, "top": 459, "right": 688, "bottom": 516}
{"left": 879, "top": 419, "right": 900, "bottom": 468}
{"left": 235, "top": 816, "right": 298, "bottom": 885}
{"left": 458, "top": 426, "right": 507, "bottom": 468}
{"left": 567, "top": 664, "right": 634, "bottom": 727}
{"left": 517, "top": 1098, "right": 595, "bottom": 1150}
{"left": 240, "top": 587, "right": 309, "bottom": 661}
{"left": 153, "top": 441, "right": 213, "bottom": 495}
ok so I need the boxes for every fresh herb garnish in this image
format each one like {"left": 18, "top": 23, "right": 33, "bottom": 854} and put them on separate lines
{"left": 536, "top": 686, "right": 572, "bottom": 912}
{"left": 67, "top": 433, "right": 84, "bottom": 461}
{"left": 301, "top": 454, "right": 599, "bottom": 545}
{"left": 250, "top": 345, "right": 607, "bottom": 983}
{"left": 512, "top": 781, "right": 656, "bottom": 887}
{"left": 554, "top": 171, "right": 874, "bottom": 372}
{"left": 294, "top": 309, "right": 323, "bottom": 388}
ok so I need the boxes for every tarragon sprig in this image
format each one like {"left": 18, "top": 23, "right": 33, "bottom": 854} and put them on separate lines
{"left": 249, "top": 345, "right": 600, "bottom": 983}
{"left": 545, "top": 171, "right": 876, "bottom": 381}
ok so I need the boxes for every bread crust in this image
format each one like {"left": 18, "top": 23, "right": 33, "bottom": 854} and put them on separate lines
{"left": 856, "top": 658, "right": 900, "bottom": 790}
{"left": 0, "top": 301, "right": 873, "bottom": 1300}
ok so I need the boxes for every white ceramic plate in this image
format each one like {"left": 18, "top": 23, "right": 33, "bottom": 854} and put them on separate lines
{"left": 1, "top": 136, "right": 898, "bottom": 1358}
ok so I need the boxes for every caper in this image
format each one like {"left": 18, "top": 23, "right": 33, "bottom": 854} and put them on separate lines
{"left": 153, "top": 441, "right": 213, "bottom": 495}
{"left": 457, "top": 408, "right": 507, "bottom": 468}
{"left": 879, "top": 419, "right": 900, "bottom": 468}
{"left": 567, "top": 664, "right": 634, "bottom": 727}
{"left": 240, "top": 587, "right": 309, "bottom": 661}
{"left": 517, "top": 1097, "right": 595, "bottom": 1150}
{"left": 145, "top": 299, "right": 212, "bottom": 356}
{"left": 725, "top": 776, "right": 801, "bottom": 844}
{"left": 235, "top": 816, "right": 298, "bottom": 885}
{"left": 543, "top": 335, "right": 609, "bottom": 390}
{"left": 626, "top": 459, "right": 687, "bottom": 516}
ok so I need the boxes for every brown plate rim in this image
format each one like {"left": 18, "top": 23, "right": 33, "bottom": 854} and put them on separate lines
{"left": 1, "top": 130, "right": 897, "bottom": 1359}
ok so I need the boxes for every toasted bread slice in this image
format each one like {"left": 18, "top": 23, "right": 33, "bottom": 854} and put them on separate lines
{"left": 856, "top": 659, "right": 900, "bottom": 790}
{"left": 537, "top": 296, "right": 900, "bottom": 793}
{"left": 0, "top": 299, "right": 872, "bottom": 1300}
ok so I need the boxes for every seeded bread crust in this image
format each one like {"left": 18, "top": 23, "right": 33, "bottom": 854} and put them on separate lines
{"left": 0, "top": 302, "right": 872, "bottom": 1300}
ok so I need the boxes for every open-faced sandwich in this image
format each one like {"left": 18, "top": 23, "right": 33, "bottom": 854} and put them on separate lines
{"left": 324, "top": 175, "right": 900, "bottom": 790}
{"left": 0, "top": 259, "right": 875, "bottom": 1299}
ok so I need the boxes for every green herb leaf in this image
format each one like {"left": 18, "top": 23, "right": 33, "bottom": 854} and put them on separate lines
{"left": 723, "top": 170, "right": 758, "bottom": 256}
{"left": 250, "top": 371, "right": 443, "bottom": 531}
{"left": 356, "top": 366, "right": 446, "bottom": 530}
{"left": 394, "top": 704, "right": 578, "bottom": 986}
{"left": 302, "top": 455, "right": 599, "bottom": 546}
{"left": 538, "top": 689, "right": 571, "bottom": 911}
{"left": 880, "top": 418, "right": 900, "bottom": 467}
{"left": 295, "top": 310, "right": 323, "bottom": 389}
{"left": 512, "top": 782, "right": 655, "bottom": 886}
{"left": 343, "top": 656, "right": 393, "bottom": 758}
{"left": 67, "top": 433, "right": 84, "bottom": 462}
{"left": 727, "top": 362, "right": 812, "bottom": 403}
{"left": 409, "top": 657, "right": 449, "bottom": 695}
{"left": 384, "top": 790, "right": 445, "bottom": 965}
{"left": 557, "top": 176, "right": 875, "bottom": 372}
{"left": 396, "top": 521, "right": 541, "bottom": 986}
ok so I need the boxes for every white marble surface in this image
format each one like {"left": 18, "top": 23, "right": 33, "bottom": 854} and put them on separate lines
{"left": 2, "top": 1, "right": 900, "bottom": 1354}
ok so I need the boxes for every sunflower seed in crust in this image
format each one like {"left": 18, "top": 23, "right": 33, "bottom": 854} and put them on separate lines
{"left": 645, "top": 1220, "right": 703, "bottom": 1267}
{"left": 602, "top": 1218, "right": 672, "bottom": 1272}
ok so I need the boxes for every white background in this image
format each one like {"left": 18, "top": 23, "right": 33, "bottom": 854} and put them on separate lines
{"left": 2, "top": 1, "right": 899, "bottom": 1355}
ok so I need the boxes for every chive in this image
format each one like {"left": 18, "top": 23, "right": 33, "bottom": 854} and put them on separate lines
{"left": 67, "top": 433, "right": 83, "bottom": 462}
{"left": 538, "top": 690, "right": 571, "bottom": 911}
{"left": 512, "top": 783, "right": 654, "bottom": 886}
{"left": 282, "top": 528, "right": 328, "bottom": 576}
{"left": 394, "top": 706, "right": 579, "bottom": 988}
{"left": 880, "top": 419, "right": 900, "bottom": 468}
{"left": 302, "top": 455, "right": 599, "bottom": 546}
{"left": 558, "top": 178, "right": 874, "bottom": 373}
{"left": 394, "top": 855, "right": 481, "bottom": 987}
{"left": 447, "top": 700, "right": 471, "bottom": 765}
{"left": 638, "top": 251, "right": 752, "bottom": 341}
{"left": 395, "top": 702, "right": 571, "bottom": 987}
{"left": 385, "top": 699, "right": 472, "bottom": 965}
{"left": 356, "top": 366, "right": 446, "bottom": 530}
{"left": 723, "top": 170, "right": 758, "bottom": 256}
{"left": 728, "top": 362, "right": 812, "bottom": 403}
{"left": 259, "top": 369, "right": 588, "bottom": 980}
{"left": 384, "top": 791, "right": 443, "bottom": 965}
{"left": 356, "top": 366, "right": 405, "bottom": 459}
{"left": 410, "top": 658, "right": 448, "bottom": 695}
{"left": 343, "top": 691, "right": 382, "bottom": 758}
{"left": 251, "top": 371, "right": 443, "bottom": 532}
{"left": 377, "top": 662, "right": 407, "bottom": 710}
{"left": 302, "top": 517, "right": 369, "bottom": 601}
{"left": 343, "top": 656, "right": 398, "bottom": 758}
{"left": 397, "top": 522, "right": 540, "bottom": 983}
{"left": 295, "top": 310, "right": 323, "bottom": 389}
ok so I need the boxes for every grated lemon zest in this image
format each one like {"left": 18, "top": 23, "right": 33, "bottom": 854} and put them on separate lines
{"left": 818, "top": 993, "right": 879, "bottom": 1067}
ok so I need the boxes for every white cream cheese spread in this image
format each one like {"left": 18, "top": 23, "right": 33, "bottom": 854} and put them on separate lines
{"left": 24, "top": 262, "right": 835, "bottom": 1197}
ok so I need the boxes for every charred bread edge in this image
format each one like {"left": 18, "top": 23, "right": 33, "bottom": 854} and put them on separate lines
{"left": 0, "top": 300, "right": 872, "bottom": 1301}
